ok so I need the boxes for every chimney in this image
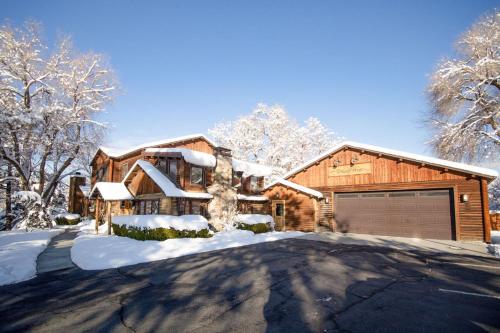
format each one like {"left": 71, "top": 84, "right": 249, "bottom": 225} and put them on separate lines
{"left": 207, "top": 147, "right": 238, "bottom": 231}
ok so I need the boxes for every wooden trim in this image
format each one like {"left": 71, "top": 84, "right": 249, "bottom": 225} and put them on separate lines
{"left": 95, "top": 199, "right": 100, "bottom": 234}
{"left": 106, "top": 201, "right": 112, "bottom": 236}
{"left": 453, "top": 185, "right": 461, "bottom": 241}
{"left": 480, "top": 178, "right": 492, "bottom": 243}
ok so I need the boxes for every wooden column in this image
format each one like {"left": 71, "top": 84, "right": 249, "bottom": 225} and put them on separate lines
{"left": 107, "top": 201, "right": 112, "bottom": 235}
{"left": 480, "top": 178, "right": 492, "bottom": 243}
{"left": 95, "top": 199, "right": 100, "bottom": 234}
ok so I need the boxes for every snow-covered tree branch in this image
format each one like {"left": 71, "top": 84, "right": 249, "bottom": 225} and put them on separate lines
{"left": 425, "top": 11, "right": 499, "bottom": 162}
{"left": 0, "top": 21, "right": 117, "bottom": 228}
{"left": 209, "top": 103, "right": 342, "bottom": 175}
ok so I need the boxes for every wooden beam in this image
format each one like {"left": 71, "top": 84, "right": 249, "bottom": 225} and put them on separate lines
{"left": 95, "top": 199, "right": 100, "bottom": 234}
{"left": 107, "top": 201, "right": 112, "bottom": 236}
{"left": 480, "top": 178, "right": 492, "bottom": 243}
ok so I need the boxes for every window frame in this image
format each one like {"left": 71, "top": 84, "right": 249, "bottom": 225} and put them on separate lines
{"left": 190, "top": 166, "right": 204, "bottom": 185}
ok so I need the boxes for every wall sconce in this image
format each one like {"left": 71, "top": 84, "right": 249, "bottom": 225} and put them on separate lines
{"left": 460, "top": 194, "right": 469, "bottom": 203}
{"left": 325, "top": 197, "right": 330, "bottom": 204}
{"left": 274, "top": 193, "right": 280, "bottom": 199}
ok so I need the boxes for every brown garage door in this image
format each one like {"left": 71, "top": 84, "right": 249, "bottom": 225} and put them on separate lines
{"left": 334, "top": 190, "right": 454, "bottom": 240}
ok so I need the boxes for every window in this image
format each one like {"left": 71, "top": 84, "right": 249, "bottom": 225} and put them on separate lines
{"left": 250, "top": 176, "right": 259, "bottom": 192}
{"left": 159, "top": 158, "right": 167, "bottom": 173}
{"left": 136, "top": 200, "right": 159, "bottom": 215}
{"left": 177, "top": 198, "right": 186, "bottom": 215}
{"left": 151, "top": 200, "right": 159, "bottom": 214}
{"left": 120, "top": 201, "right": 126, "bottom": 209}
{"left": 275, "top": 203, "right": 284, "bottom": 217}
{"left": 190, "top": 166, "right": 203, "bottom": 185}
{"left": 121, "top": 163, "right": 129, "bottom": 180}
{"left": 168, "top": 159, "right": 178, "bottom": 179}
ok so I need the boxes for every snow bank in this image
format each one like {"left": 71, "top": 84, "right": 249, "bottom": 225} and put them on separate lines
{"left": 112, "top": 215, "right": 209, "bottom": 232}
{"left": 55, "top": 213, "right": 80, "bottom": 220}
{"left": 145, "top": 148, "right": 216, "bottom": 168}
{"left": 489, "top": 231, "right": 500, "bottom": 258}
{"left": 232, "top": 159, "right": 273, "bottom": 177}
{"left": 71, "top": 226, "right": 304, "bottom": 270}
{"left": 235, "top": 214, "right": 273, "bottom": 225}
{"left": 237, "top": 194, "right": 268, "bottom": 201}
{"left": 0, "top": 229, "right": 63, "bottom": 285}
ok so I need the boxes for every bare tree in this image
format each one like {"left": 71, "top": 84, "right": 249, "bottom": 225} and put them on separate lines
{"left": 426, "top": 11, "right": 499, "bottom": 162}
{"left": 0, "top": 22, "right": 116, "bottom": 227}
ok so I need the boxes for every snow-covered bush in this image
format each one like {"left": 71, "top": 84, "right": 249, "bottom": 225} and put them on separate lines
{"left": 234, "top": 214, "right": 274, "bottom": 234}
{"left": 112, "top": 215, "right": 212, "bottom": 240}
{"left": 12, "top": 191, "right": 52, "bottom": 230}
{"left": 489, "top": 178, "right": 500, "bottom": 211}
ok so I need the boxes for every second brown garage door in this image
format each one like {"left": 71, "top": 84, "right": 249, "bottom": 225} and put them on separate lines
{"left": 334, "top": 189, "right": 454, "bottom": 240}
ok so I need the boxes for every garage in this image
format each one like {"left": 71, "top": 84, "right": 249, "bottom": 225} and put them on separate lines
{"left": 334, "top": 189, "right": 454, "bottom": 239}
{"left": 275, "top": 141, "right": 497, "bottom": 242}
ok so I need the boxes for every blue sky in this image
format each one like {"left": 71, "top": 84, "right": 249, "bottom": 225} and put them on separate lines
{"left": 3, "top": 0, "right": 498, "bottom": 156}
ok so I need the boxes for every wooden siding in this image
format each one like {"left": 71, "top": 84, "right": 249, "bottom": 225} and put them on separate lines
{"left": 287, "top": 147, "right": 488, "bottom": 241}
{"left": 263, "top": 185, "right": 318, "bottom": 232}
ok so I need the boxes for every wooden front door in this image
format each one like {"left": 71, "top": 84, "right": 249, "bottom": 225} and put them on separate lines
{"left": 272, "top": 200, "right": 286, "bottom": 231}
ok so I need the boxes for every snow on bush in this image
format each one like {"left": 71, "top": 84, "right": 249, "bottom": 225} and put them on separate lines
{"left": 234, "top": 214, "right": 274, "bottom": 225}
{"left": 0, "top": 229, "right": 63, "bottom": 285}
{"left": 54, "top": 213, "right": 81, "bottom": 225}
{"left": 234, "top": 214, "right": 274, "bottom": 234}
{"left": 112, "top": 215, "right": 211, "bottom": 240}
{"left": 112, "top": 215, "right": 209, "bottom": 232}
{"left": 12, "top": 191, "right": 52, "bottom": 230}
{"left": 489, "top": 231, "right": 500, "bottom": 258}
{"left": 71, "top": 224, "right": 304, "bottom": 270}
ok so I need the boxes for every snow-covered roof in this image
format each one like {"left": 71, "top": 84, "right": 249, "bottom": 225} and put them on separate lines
{"left": 237, "top": 194, "right": 269, "bottom": 202}
{"left": 79, "top": 185, "right": 91, "bottom": 198}
{"left": 125, "top": 160, "right": 213, "bottom": 199}
{"left": 232, "top": 159, "right": 273, "bottom": 177}
{"left": 89, "top": 182, "right": 134, "bottom": 201}
{"left": 265, "top": 179, "right": 323, "bottom": 198}
{"left": 95, "top": 133, "right": 217, "bottom": 160}
{"left": 284, "top": 141, "right": 499, "bottom": 180}
{"left": 145, "top": 148, "right": 216, "bottom": 167}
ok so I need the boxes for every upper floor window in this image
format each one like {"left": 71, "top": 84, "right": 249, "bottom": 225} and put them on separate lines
{"left": 168, "top": 159, "right": 178, "bottom": 179}
{"left": 121, "top": 163, "right": 129, "bottom": 180}
{"left": 250, "top": 176, "right": 259, "bottom": 192}
{"left": 190, "top": 166, "right": 204, "bottom": 185}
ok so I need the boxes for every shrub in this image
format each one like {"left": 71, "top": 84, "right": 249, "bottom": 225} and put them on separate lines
{"left": 112, "top": 224, "right": 212, "bottom": 241}
{"left": 55, "top": 215, "right": 81, "bottom": 225}
{"left": 236, "top": 222, "right": 271, "bottom": 234}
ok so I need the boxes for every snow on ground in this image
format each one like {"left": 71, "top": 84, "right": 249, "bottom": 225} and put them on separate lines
{"left": 0, "top": 229, "right": 63, "bottom": 285}
{"left": 235, "top": 214, "right": 274, "bottom": 225}
{"left": 489, "top": 231, "right": 500, "bottom": 258}
{"left": 112, "top": 215, "right": 209, "bottom": 231}
{"left": 71, "top": 219, "right": 304, "bottom": 270}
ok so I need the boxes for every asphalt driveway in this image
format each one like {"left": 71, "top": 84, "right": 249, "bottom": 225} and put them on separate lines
{"left": 0, "top": 238, "right": 499, "bottom": 332}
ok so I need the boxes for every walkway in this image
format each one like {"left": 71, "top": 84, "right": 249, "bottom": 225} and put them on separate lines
{"left": 36, "top": 228, "right": 79, "bottom": 273}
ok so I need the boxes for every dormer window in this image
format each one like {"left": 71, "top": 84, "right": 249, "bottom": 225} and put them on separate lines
{"left": 250, "top": 176, "right": 259, "bottom": 192}
{"left": 190, "top": 166, "right": 204, "bottom": 185}
{"left": 168, "top": 159, "right": 178, "bottom": 179}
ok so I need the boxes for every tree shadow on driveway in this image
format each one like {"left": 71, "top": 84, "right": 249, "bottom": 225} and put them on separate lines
{"left": 0, "top": 238, "right": 499, "bottom": 332}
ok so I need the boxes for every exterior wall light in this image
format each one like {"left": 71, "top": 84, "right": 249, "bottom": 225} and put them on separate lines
{"left": 325, "top": 197, "right": 330, "bottom": 204}
{"left": 460, "top": 194, "right": 469, "bottom": 203}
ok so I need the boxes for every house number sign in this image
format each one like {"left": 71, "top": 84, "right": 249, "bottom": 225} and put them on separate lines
{"left": 329, "top": 162, "right": 372, "bottom": 177}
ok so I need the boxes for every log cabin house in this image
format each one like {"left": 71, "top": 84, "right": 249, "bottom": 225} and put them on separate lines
{"left": 70, "top": 135, "right": 498, "bottom": 243}
{"left": 82, "top": 134, "right": 272, "bottom": 233}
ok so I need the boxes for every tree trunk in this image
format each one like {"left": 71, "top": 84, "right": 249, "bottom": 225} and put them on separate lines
{"left": 5, "top": 163, "right": 12, "bottom": 230}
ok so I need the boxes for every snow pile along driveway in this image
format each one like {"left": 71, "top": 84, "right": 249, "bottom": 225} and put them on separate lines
{"left": 71, "top": 220, "right": 303, "bottom": 270}
{"left": 0, "top": 229, "right": 63, "bottom": 285}
{"left": 489, "top": 231, "right": 500, "bottom": 258}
